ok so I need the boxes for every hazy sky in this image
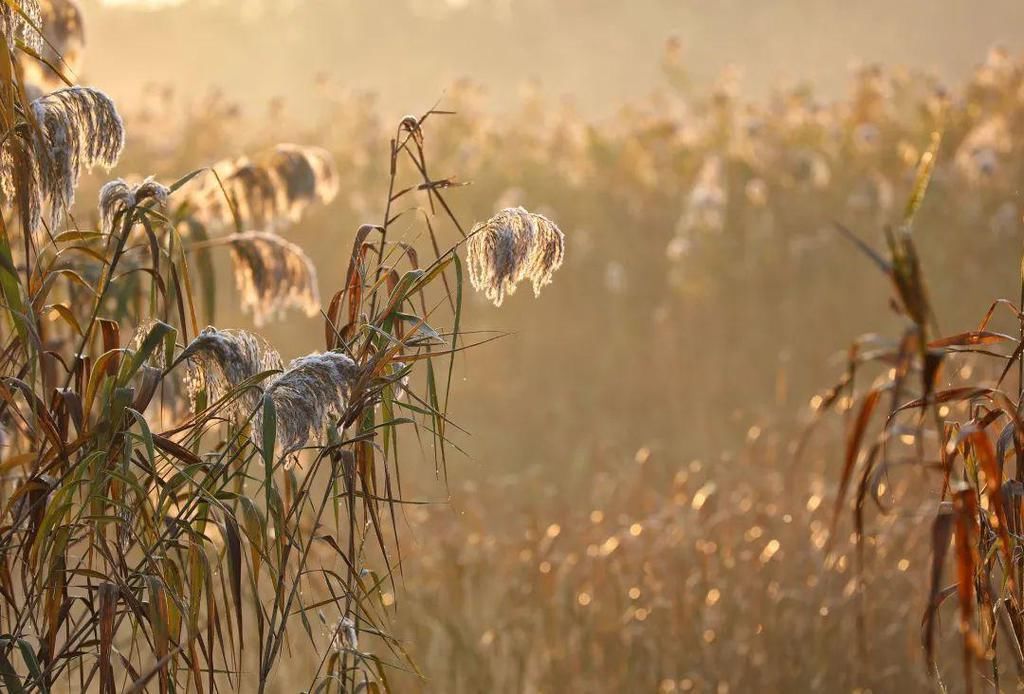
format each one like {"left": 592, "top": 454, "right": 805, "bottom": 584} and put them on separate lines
{"left": 80, "top": 0, "right": 1024, "bottom": 119}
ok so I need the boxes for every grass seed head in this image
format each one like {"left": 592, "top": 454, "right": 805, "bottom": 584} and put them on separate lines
{"left": 467, "top": 206, "right": 566, "bottom": 307}
{"left": 330, "top": 616, "right": 359, "bottom": 653}
{"left": 10, "top": 87, "right": 125, "bottom": 231}
{"left": 260, "top": 351, "right": 361, "bottom": 463}
{"left": 99, "top": 175, "right": 170, "bottom": 233}
{"left": 189, "top": 143, "right": 338, "bottom": 230}
{"left": 181, "top": 326, "right": 284, "bottom": 420}
{"left": 226, "top": 230, "right": 321, "bottom": 326}
{"left": 266, "top": 143, "right": 339, "bottom": 219}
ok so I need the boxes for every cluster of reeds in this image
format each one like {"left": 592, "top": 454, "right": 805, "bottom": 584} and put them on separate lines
{"left": 108, "top": 45, "right": 1023, "bottom": 691}
{"left": 0, "top": 5, "right": 567, "bottom": 692}
{"left": 111, "top": 44, "right": 1024, "bottom": 435}
{"left": 808, "top": 140, "right": 1024, "bottom": 692}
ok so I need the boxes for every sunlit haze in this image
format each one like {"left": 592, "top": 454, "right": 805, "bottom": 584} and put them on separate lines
{"left": 2, "top": 2, "right": 1024, "bottom": 692}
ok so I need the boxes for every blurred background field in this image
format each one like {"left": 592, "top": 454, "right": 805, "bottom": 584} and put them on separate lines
{"left": 65, "top": 1, "right": 1024, "bottom": 691}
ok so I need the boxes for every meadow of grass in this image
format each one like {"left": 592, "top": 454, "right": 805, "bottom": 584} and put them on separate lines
{"left": 5, "top": 2, "right": 1024, "bottom": 692}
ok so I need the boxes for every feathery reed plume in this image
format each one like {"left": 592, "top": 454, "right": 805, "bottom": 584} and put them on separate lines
{"left": 1, "top": 0, "right": 42, "bottom": 53}
{"left": 215, "top": 159, "right": 278, "bottom": 228}
{"left": 266, "top": 143, "right": 339, "bottom": 220}
{"left": 225, "top": 230, "right": 321, "bottom": 326}
{"left": 18, "top": 0, "right": 85, "bottom": 91}
{"left": 259, "top": 351, "right": 361, "bottom": 463}
{"left": 188, "top": 144, "right": 338, "bottom": 230}
{"left": 32, "top": 87, "right": 124, "bottom": 228}
{"left": 98, "top": 176, "right": 170, "bottom": 233}
{"left": 179, "top": 326, "right": 283, "bottom": 420}
{"left": 178, "top": 328, "right": 361, "bottom": 463}
{"left": 466, "top": 206, "right": 566, "bottom": 307}
{"left": 0, "top": 86, "right": 124, "bottom": 231}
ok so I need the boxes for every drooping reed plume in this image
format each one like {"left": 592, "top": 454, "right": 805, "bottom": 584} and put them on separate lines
{"left": 1, "top": 86, "right": 124, "bottom": 232}
{"left": 18, "top": 0, "right": 85, "bottom": 91}
{"left": 265, "top": 143, "right": 339, "bottom": 220}
{"left": 187, "top": 143, "right": 338, "bottom": 230}
{"left": 225, "top": 230, "right": 321, "bottom": 326}
{"left": 466, "top": 206, "right": 566, "bottom": 307}
{"left": 179, "top": 326, "right": 284, "bottom": 421}
{"left": 259, "top": 351, "right": 361, "bottom": 462}
{"left": 98, "top": 176, "right": 170, "bottom": 233}
{"left": 33, "top": 88, "right": 124, "bottom": 221}
{"left": 179, "top": 327, "right": 362, "bottom": 464}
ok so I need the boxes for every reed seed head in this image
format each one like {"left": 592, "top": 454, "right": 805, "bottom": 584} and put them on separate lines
{"left": 329, "top": 616, "right": 359, "bottom": 653}
{"left": 99, "top": 176, "right": 170, "bottom": 233}
{"left": 1, "top": 86, "right": 125, "bottom": 232}
{"left": 226, "top": 230, "right": 321, "bottom": 327}
{"left": 260, "top": 351, "right": 361, "bottom": 462}
{"left": 466, "top": 206, "right": 566, "bottom": 307}
{"left": 188, "top": 144, "right": 338, "bottom": 230}
{"left": 266, "top": 143, "right": 339, "bottom": 219}
{"left": 180, "top": 326, "right": 284, "bottom": 420}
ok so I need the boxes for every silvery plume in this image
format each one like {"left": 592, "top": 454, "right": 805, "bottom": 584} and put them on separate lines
{"left": 466, "top": 206, "right": 566, "bottom": 307}
{"left": 226, "top": 231, "right": 321, "bottom": 327}
{"left": 188, "top": 144, "right": 338, "bottom": 231}
{"left": 178, "top": 326, "right": 284, "bottom": 421}
{"left": 265, "top": 143, "right": 339, "bottom": 223}
{"left": 258, "top": 351, "right": 361, "bottom": 464}
{"left": 99, "top": 176, "right": 171, "bottom": 234}
{"left": 329, "top": 616, "right": 359, "bottom": 653}
{"left": 1, "top": 86, "right": 124, "bottom": 233}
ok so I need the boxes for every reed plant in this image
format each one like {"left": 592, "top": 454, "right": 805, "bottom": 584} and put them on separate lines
{"left": 0, "top": 6, "right": 566, "bottom": 692}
